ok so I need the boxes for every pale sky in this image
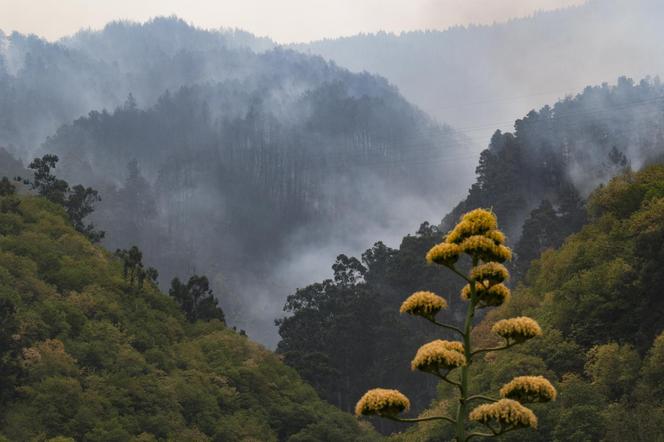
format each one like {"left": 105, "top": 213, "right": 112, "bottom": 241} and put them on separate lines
{"left": 0, "top": 0, "right": 587, "bottom": 43}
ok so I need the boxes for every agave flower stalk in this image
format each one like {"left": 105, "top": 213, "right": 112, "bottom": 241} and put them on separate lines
{"left": 355, "top": 209, "right": 556, "bottom": 441}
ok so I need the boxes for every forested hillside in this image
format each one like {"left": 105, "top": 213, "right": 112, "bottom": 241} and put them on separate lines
{"left": 0, "top": 188, "right": 378, "bottom": 441}
{"left": 0, "top": 17, "right": 470, "bottom": 344}
{"left": 443, "top": 76, "right": 664, "bottom": 277}
{"left": 295, "top": 0, "right": 664, "bottom": 141}
{"left": 41, "top": 81, "right": 464, "bottom": 345}
{"left": 276, "top": 77, "right": 664, "bottom": 427}
{"left": 0, "top": 17, "right": 272, "bottom": 152}
{"left": 4, "top": 3, "right": 664, "bottom": 441}
{"left": 394, "top": 165, "right": 664, "bottom": 441}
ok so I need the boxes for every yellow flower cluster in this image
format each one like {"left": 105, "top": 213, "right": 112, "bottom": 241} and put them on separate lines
{"left": 411, "top": 340, "right": 466, "bottom": 372}
{"left": 470, "top": 262, "right": 509, "bottom": 284}
{"left": 459, "top": 234, "right": 496, "bottom": 255}
{"left": 438, "top": 339, "right": 465, "bottom": 353}
{"left": 426, "top": 209, "right": 510, "bottom": 269}
{"left": 445, "top": 209, "right": 498, "bottom": 244}
{"left": 461, "top": 283, "right": 511, "bottom": 307}
{"left": 400, "top": 291, "right": 448, "bottom": 319}
{"left": 492, "top": 317, "right": 542, "bottom": 342}
{"left": 459, "top": 235, "right": 512, "bottom": 263}
{"left": 484, "top": 229, "right": 506, "bottom": 245}
{"left": 355, "top": 388, "right": 410, "bottom": 416}
{"left": 425, "top": 242, "right": 461, "bottom": 266}
{"left": 500, "top": 376, "right": 557, "bottom": 403}
{"left": 469, "top": 399, "right": 537, "bottom": 430}
{"left": 493, "top": 244, "right": 512, "bottom": 261}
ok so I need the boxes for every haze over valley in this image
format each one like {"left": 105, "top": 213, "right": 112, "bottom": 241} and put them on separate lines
{"left": 2, "top": 0, "right": 664, "bottom": 346}
{"left": 4, "top": 1, "right": 664, "bottom": 440}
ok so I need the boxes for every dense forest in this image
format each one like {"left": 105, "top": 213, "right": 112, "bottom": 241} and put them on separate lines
{"left": 0, "top": 18, "right": 272, "bottom": 152}
{"left": 0, "top": 186, "right": 379, "bottom": 441}
{"left": 276, "top": 77, "right": 664, "bottom": 428}
{"left": 391, "top": 165, "right": 664, "bottom": 441}
{"left": 4, "top": 114, "right": 661, "bottom": 440}
{"left": 0, "top": 18, "right": 470, "bottom": 343}
{"left": 7, "top": 8, "right": 664, "bottom": 346}
{"left": 3, "top": 5, "right": 664, "bottom": 440}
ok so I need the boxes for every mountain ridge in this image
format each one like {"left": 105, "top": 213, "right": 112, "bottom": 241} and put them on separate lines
{"left": 292, "top": 0, "right": 664, "bottom": 143}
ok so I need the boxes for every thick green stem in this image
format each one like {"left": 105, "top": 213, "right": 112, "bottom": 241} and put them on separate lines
{"left": 471, "top": 339, "right": 515, "bottom": 357}
{"left": 455, "top": 258, "right": 478, "bottom": 441}
{"left": 465, "top": 431, "right": 496, "bottom": 440}
{"left": 466, "top": 425, "right": 519, "bottom": 440}
{"left": 386, "top": 415, "right": 456, "bottom": 425}
{"left": 466, "top": 394, "right": 498, "bottom": 403}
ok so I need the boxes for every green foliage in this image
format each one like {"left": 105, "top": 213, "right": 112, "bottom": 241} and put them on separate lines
{"left": 405, "top": 166, "right": 664, "bottom": 441}
{"left": 522, "top": 165, "right": 664, "bottom": 350}
{"left": 21, "top": 154, "right": 105, "bottom": 242}
{"left": 65, "top": 184, "right": 104, "bottom": 243}
{"left": 169, "top": 275, "right": 225, "bottom": 323}
{"left": 278, "top": 80, "right": 664, "bottom": 425}
{"left": 513, "top": 188, "right": 586, "bottom": 280}
{"left": 638, "top": 333, "right": 664, "bottom": 402}
{"left": 443, "top": 79, "right": 664, "bottom": 280}
{"left": 25, "top": 154, "right": 70, "bottom": 205}
{"left": 0, "top": 195, "right": 377, "bottom": 441}
{"left": 585, "top": 343, "right": 640, "bottom": 401}
{"left": 115, "top": 246, "right": 159, "bottom": 291}
{"left": 350, "top": 209, "right": 555, "bottom": 441}
{"left": 0, "top": 177, "right": 15, "bottom": 197}
{"left": 277, "top": 234, "right": 449, "bottom": 418}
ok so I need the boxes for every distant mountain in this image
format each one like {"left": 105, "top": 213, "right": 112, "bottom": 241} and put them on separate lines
{"left": 0, "top": 17, "right": 277, "bottom": 153}
{"left": 293, "top": 0, "right": 664, "bottom": 145}
{"left": 0, "top": 17, "right": 472, "bottom": 345}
